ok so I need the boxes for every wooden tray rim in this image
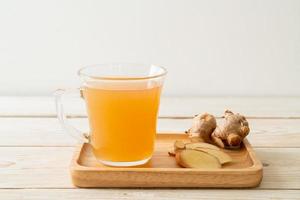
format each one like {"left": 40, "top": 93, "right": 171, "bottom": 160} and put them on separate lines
{"left": 71, "top": 133, "right": 263, "bottom": 174}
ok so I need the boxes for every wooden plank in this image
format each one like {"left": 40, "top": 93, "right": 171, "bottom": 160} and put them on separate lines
{"left": 0, "top": 189, "right": 299, "bottom": 200}
{"left": 0, "top": 147, "right": 299, "bottom": 189}
{"left": 1, "top": 118, "right": 300, "bottom": 147}
{"left": 1, "top": 96, "right": 300, "bottom": 118}
{"left": 0, "top": 147, "right": 73, "bottom": 188}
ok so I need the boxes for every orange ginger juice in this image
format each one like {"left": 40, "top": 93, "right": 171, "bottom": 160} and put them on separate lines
{"left": 83, "top": 85, "right": 162, "bottom": 162}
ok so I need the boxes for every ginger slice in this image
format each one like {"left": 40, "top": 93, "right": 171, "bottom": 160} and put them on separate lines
{"left": 174, "top": 140, "right": 185, "bottom": 151}
{"left": 194, "top": 148, "right": 232, "bottom": 164}
{"left": 168, "top": 140, "right": 185, "bottom": 157}
{"left": 176, "top": 149, "right": 221, "bottom": 169}
{"left": 190, "top": 136, "right": 204, "bottom": 143}
{"left": 185, "top": 142, "right": 220, "bottom": 151}
{"left": 168, "top": 148, "right": 176, "bottom": 157}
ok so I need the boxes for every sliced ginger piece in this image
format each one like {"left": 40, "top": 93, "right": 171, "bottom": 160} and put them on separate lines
{"left": 190, "top": 136, "right": 204, "bottom": 143}
{"left": 176, "top": 149, "right": 221, "bottom": 169}
{"left": 194, "top": 147, "right": 232, "bottom": 164}
{"left": 169, "top": 140, "right": 184, "bottom": 156}
{"left": 168, "top": 148, "right": 176, "bottom": 157}
{"left": 185, "top": 142, "right": 220, "bottom": 151}
{"left": 174, "top": 140, "right": 185, "bottom": 151}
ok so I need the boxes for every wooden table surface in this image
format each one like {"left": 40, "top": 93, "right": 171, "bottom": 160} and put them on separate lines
{"left": 1, "top": 96, "right": 300, "bottom": 199}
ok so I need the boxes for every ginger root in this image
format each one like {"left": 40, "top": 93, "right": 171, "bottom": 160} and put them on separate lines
{"left": 186, "top": 113, "right": 217, "bottom": 142}
{"left": 168, "top": 109, "right": 250, "bottom": 168}
{"left": 195, "top": 148, "right": 232, "bottom": 164}
{"left": 174, "top": 140, "right": 185, "bottom": 151}
{"left": 185, "top": 142, "right": 220, "bottom": 151}
{"left": 211, "top": 110, "right": 250, "bottom": 148}
{"left": 186, "top": 110, "right": 250, "bottom": 149}
{"left": 176, "top": 149, "right": 221, "bottom": 169}
{"left": 169, "top": 140, "right": 232, "bottom": 168}
{"left": 168, "top": 148, "right": 176, "bottom": 156}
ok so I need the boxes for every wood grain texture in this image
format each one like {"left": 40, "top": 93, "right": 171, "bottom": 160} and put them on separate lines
{"left": 0, "top": 147, "right": 73, "bottom": 188}
{"left": 1, "top": 118, "right": 300, "bottom": 147}
{"left": 1, "top": 96, "right": 300, "bottom": 199}
{"left": 1, "top": 96, "right": 300, "bottom": 117}
{"left": 0, "top": 147, "right": 299, "bottom": 189}
{"left": 1, "top": 189, "right": 300, "bottom": 200}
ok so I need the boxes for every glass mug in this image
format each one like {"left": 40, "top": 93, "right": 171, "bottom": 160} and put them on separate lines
{"left": 55, "top": 64, "right": 167, "bottom": 166}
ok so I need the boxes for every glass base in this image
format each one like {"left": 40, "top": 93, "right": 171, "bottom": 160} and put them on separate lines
{"left": 98, "top": 157, "right": 151, "bottom": 167}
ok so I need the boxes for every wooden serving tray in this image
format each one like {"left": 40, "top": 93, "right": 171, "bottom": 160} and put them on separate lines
{"left": 71, "top": 133, "right": 263, "bottom": 188}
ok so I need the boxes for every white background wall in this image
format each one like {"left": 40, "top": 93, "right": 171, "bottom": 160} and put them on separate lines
{"left": 0, "top": 0, "right": 299, "bottom": 96}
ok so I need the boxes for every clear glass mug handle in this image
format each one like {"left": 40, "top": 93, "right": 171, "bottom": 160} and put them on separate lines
{"left": 54, "top": 88, "right": 89, "bottom": 143}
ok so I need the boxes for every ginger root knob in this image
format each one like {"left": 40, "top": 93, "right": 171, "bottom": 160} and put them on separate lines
{"left": 186, "top": 113, "right": 217, "bottom": 142}
{"left": 211, "top": 110, "right": 250, "bottom": 148}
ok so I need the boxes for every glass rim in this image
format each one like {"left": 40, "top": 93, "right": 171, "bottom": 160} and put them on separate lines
{"left": 78, "top": 63, "right": 167, "bottom": 81}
